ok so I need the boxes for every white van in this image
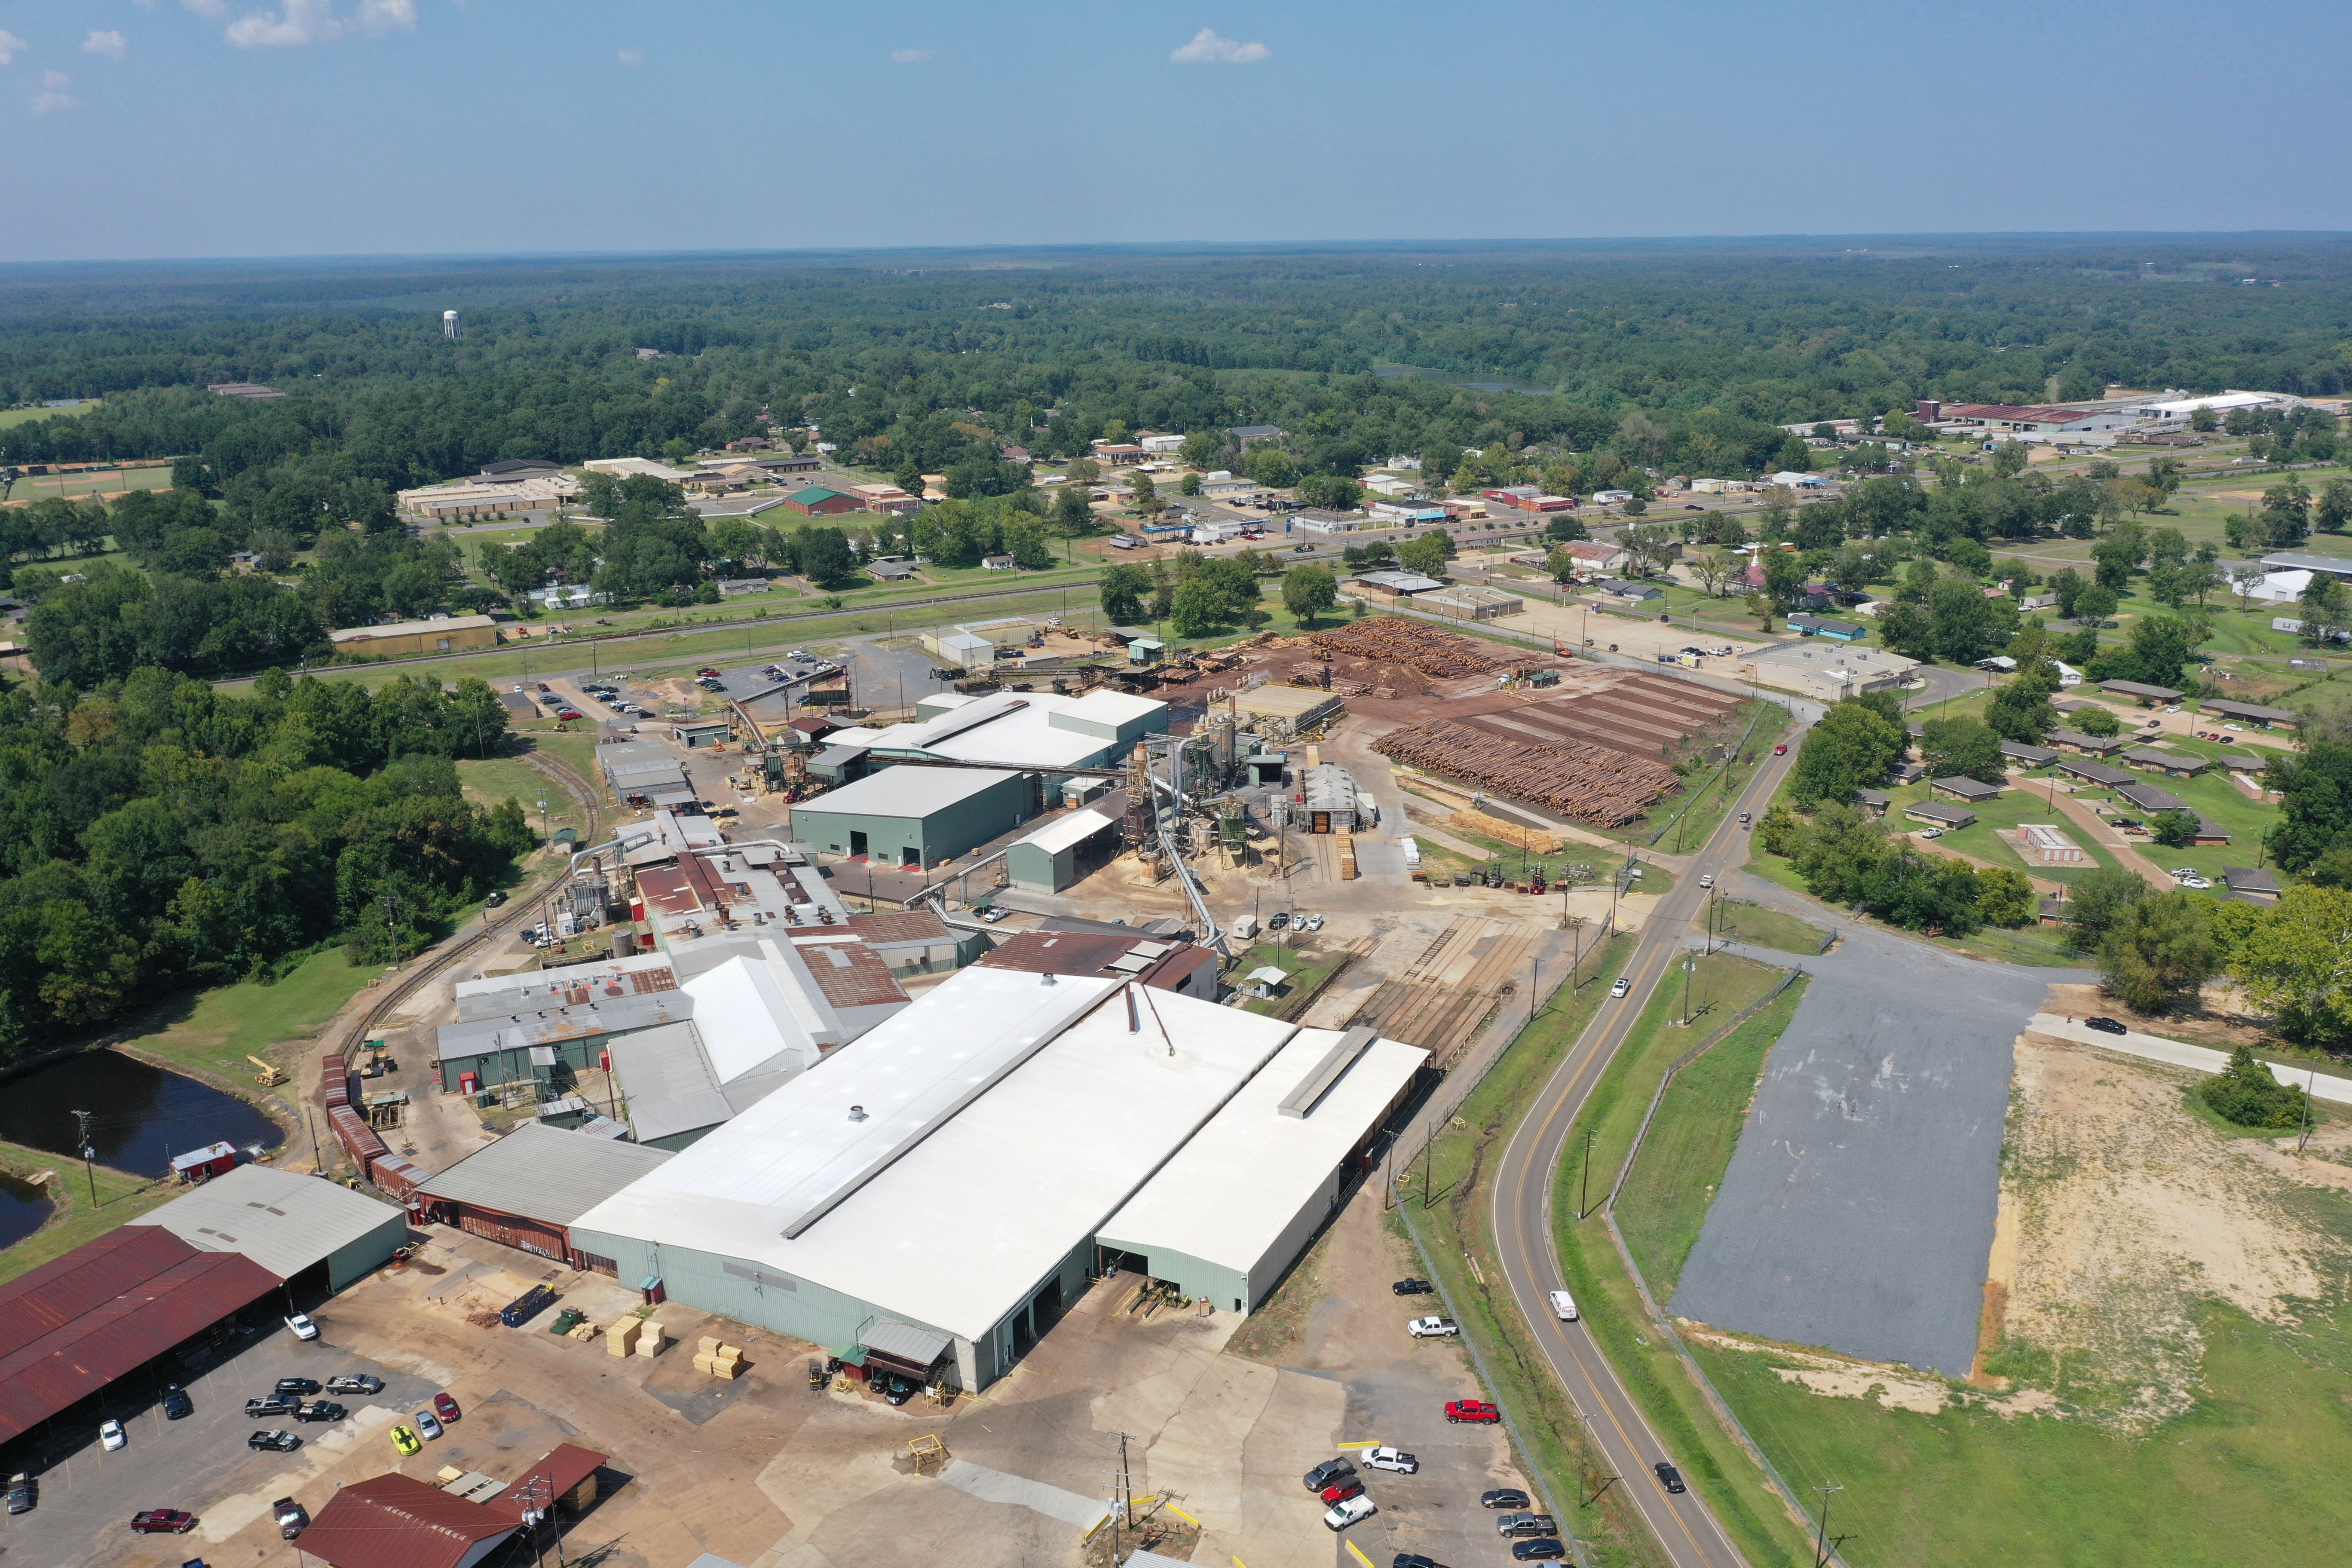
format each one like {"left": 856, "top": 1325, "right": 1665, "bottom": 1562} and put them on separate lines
{"left": 1549, "top": 1289, "right": 1579, "bottom": 1323}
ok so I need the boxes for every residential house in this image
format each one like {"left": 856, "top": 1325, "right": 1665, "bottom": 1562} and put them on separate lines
{"left": 2121, "top": 747, "right": 2208, "bottom": 778}
{"left": 1931, "top": 776, "right": 2004, "bottom": 805}
{"left": 1904, "top": 799, "right": 1977, "bottom": 830}
{"left": 2222, "top": 867, "right": 2282, "bottom": 903}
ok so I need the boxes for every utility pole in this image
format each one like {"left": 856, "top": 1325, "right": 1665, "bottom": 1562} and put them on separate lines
{"left": 1681, "top": 952, "right": 1696, "bottom": 1026}
{"left": 73, "top": 1109, "right": 96, "bottom": 1206}
{"left": 2300, "top": 1061, "right": 2318, "bottom": 1157}
{"left": 1422, "top": 1120, "right": 1434, "bottom": 1209}
{"left": 1812, "top": 1483, "right": 1844, "bottom": 1568}
{"left": 1577, "top": 1127, "right": 1595, "bottom": 1221}
{"left": 303, "top": 1104, "right": 322, "bottom": 1174}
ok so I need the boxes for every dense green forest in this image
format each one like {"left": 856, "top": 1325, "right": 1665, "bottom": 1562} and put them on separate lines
{"left": 0, "top": 669, "right": 527, "bottom": 1065}
{"left": 0, "top": 238, "right": 2347, "bottom": 684}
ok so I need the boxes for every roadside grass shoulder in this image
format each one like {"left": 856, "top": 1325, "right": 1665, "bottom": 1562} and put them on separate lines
{"left": 1400, "top": 933, "right": 1670, "bottom": 1568}
{"left": 0, "top": 1137, "right": 177, "bottom": 1286}
{"left": 110, "top": 946, "right": 386, "bottom": 1081}
{"left": 1615, "top": 983, "right": 1807, "bottom": 1305}
{"left": 1547, "top": 952, "right": 1818, "bottom": 1568}
{"left": 1705, "top": 900, "right": 1825, "bottom": 956}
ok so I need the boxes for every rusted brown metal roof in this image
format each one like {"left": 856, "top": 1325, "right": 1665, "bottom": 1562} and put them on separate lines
{"left": 799, "top": 939, "right": 913, "bottom": 1011}
{"left": 0, "top": 1226, "right": 282, "bottom": 1444}
{"left": 300, "top": 1474, "right": 521, "bottom": 1568}
{"left": 490, "top": 1443, "right": 607, "bottom": 1519}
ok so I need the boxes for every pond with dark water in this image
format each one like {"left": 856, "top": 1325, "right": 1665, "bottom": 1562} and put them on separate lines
{"left": 0, "top": 1168, "right": 53, "bottom": 1250}
{"left": 0, "top": 1050, "right": 283, "bottom": 1182}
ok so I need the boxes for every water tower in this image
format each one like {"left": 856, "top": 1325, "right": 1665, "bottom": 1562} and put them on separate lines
{"left": 442, "top": 309, "right": 461, "bottom": 340}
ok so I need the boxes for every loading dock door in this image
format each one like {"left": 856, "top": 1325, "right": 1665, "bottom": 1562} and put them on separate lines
{"left": 850, "top": 830, "right": 869, "bottom": 858}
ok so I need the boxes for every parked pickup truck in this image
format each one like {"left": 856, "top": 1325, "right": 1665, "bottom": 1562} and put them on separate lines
{"left": 323, "top": 1375, "right": 383, "bottom": 1396}
{"left": 243, "top": 1397, "right": 299, "bottom": 1420}
{"left": 130, "top": 1510, "right": 198, "bottom": 1534}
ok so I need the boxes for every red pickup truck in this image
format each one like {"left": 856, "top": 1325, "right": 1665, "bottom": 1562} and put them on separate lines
{"left": 130, "top": 1510, "right": 198, "bottom": 1534}
{"left": 1444, "top": 1400, "right": 1502, "bottom": 1424}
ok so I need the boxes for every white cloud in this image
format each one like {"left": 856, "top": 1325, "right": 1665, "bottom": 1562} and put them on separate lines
{"left": 1170, "top": 28, "right": 1268, "bottom": 65}
{"left": 889, "top": 48, "right": 935, "bottom": 65}
{"left": 84, "top": 30, "right": 130, "bottom": 59}
{"left": 616, "top": 46, "right": 643, "bottom": 67}
{"left": 32, "top": 69, "right": 75, "bottom": 113}
{"left": 224, "top": 0, "right": 415, "bottom": 47}
{"left": 0, "top": 30, "right": 26, "bottom": 66}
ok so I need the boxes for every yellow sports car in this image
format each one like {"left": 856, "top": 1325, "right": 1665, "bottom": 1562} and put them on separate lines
{"left": 389, "top": 1424, "right": 421, "bottom": 1457}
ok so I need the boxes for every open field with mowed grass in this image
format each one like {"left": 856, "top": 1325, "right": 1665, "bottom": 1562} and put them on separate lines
{"left": 110, "top": 945, "right": 386, "bottom": 1081}
{"left": 1691, "top": 1257, "right": 2352, "bottom": 1567}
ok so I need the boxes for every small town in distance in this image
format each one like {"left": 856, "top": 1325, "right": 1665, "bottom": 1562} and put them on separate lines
{"left": 5, "top": 18, "right": 2352, "bottom": 1568}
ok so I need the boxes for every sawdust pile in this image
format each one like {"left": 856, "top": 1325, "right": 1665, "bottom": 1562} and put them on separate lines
{"left": 1990, "top": 1031, "right": 2352, "bottom": 1432}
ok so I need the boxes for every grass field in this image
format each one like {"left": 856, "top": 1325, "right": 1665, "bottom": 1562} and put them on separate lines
{"left": 1706, "top": 898, "right": 1826, "bottom": 955}
{"left": 1690, "top": 1243, "right": 2352, "bottom": 1567}
{"left": 1615, "top": 983, "right": 1807, "bottom": 1301}
{"left": 1742, "top": 836, "right": 2080, "bottom": 967}
{"left": 1883, "top": 775, "right": 2129, "bottom": 886}
{"left": 1229, "top": 939, "right": 1351, "bottom": 1018}
{"left": 0, "top": 401, "right": 100, "bottom": 429}
{"left": 1541, "top": 952, "right": 1819, "bottom": 1568}
{"left": 1399, "top": 934, "right": 1675, "bottom": 1568}
{"left": 110, "top": 946, "right": 386, "bottom": 1082}
{"left": 0, "top": 1136, "right": 176, "bottom": 1286}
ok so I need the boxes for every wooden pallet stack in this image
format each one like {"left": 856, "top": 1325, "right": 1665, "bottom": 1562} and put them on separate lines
{"left": 605, "top": 1318, "right": 642, "bottom": 1358}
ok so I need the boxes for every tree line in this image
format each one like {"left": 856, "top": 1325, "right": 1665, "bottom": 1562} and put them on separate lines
{"left": 0, "top": 666, "right": 531, "bottom": 1066}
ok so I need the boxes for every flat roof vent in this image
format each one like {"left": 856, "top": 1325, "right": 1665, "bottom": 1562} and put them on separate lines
{"left": 1278, "top": 1026, "right": 1377, "bottom": 1120}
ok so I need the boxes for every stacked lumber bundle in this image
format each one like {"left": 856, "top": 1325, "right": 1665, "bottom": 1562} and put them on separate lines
{"left": 1449, "top": 811, "right": 1563, "bottom": 853}
{"left": 1336, "top": 830, "right": 1359, "bottom": 880}
{"left": 606, "top": 1318, "right": 642, "bottom": 1358}
{"left": 635, "top": 1320, "right": 668, "bottom": 1358}
{"left": 1376, "top": 719, "right": 1679, "bottom": 827}
{"left": 694, "top": 1335, "right": 747, "bottom": 1380}
{"left": 1311, "top": 616, "right": 1499, "bottom": 677}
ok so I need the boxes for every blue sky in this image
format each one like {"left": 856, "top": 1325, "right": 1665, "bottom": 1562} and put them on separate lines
{"left": 1, "top": 1, "right": 2348, "bottom": 262}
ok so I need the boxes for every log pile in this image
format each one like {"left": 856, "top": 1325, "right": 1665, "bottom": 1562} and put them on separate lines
{"left": 1377, "top": 719, "right": 1680, "bottom": 827}
{"left": 1311, "top": 616, "right": 1499, "bottom": 677}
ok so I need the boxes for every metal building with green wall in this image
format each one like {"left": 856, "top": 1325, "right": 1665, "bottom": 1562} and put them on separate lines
{"left": 789, "top": 766, "right": 1034, "bottom": 870}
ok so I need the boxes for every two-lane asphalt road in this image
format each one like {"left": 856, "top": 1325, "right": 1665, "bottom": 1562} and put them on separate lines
{"left": 1489, "top": 736, "right": 1804, "bottom": 1568}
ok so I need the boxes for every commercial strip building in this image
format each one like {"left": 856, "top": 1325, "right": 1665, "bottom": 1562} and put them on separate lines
{"left": 328, "top": 614, "right": 499, "bottom": 659}
{"left": 570, "top": 967, "right": 1423, "bottom": 1392}
{"left": 395, "top": 476, "right": 578, "bottom": 521}
{"left": 1745, "top": 643, "right": 1918, "bottom": 702}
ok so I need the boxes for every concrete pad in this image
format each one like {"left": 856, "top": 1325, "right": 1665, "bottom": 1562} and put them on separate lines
{"left": 938, "top": 1458, "right": 1109, "bottom": 1528}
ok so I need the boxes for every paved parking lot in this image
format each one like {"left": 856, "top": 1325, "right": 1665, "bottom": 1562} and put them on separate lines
{"left": 1670, "top": 923, "right": 2057, "bottom": 1375}
{"left": 0, "top": 1322, "right": 438, "bottom": 1568}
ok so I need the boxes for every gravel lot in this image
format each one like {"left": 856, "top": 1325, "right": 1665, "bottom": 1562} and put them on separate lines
{"left": 1669, "top": 925, "right": 2062, "bottom": 1376}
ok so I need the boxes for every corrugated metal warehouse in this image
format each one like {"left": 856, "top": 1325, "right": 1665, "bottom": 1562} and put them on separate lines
{"left": 788, "top": 765, "right": 1035, "bottom": 869}
{"left": 415, "top": 1123, "right": 674, "bottom": 1271}
{"left": 129, "top": 1164, "right": 409, "bottom": 1292}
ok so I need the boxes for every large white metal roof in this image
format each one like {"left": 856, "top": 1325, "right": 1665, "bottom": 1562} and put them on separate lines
{"left": 1099, "top": 1029, "right": 1425, "bottom": 1277}
{"left": 571, "top": 968, "right": 1300, "bottom": 1341}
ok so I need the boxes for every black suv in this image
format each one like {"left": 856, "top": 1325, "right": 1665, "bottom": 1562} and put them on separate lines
{"left": 274, "top": 1378, "right": 321, "bottom": 1396}
{"left": 1303, "top": 1459, "right": 1357, "bottom": 1492}
{"left": 160, "top": 1386, "right": 193, "bottom": 1420}
{"left": 293, "top": 1401, "right": 346, "bottom": 1424}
